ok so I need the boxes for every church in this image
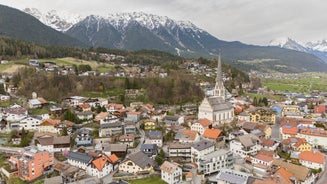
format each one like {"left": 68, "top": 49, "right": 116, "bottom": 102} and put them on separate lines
{"left": 198, "top": 54, "right": 234, "bottom": 126}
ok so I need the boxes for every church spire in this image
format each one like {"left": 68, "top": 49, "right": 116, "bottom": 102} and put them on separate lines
{"left": 214, "top": 51, "right": 225, "bottom": 99}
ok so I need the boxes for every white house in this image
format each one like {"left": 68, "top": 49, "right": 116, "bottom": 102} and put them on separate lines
{"left": 119, "top": 151, "right": 156, "bottom": 174}
{"left": 86, "top": 155, "right": 113, "bottom": 178}
{"left": 299, "top": 151, "right": 325, "bottom": 170}
{"left": 36, "top": 135, "right": 70, "bottom": 153}
{"left": 191, "top": 140, "right": 215, "bottom": 164}
{"left": 160, "top": 161, "right": 182, "bottom": 184}
{"left": 229, "top": 134, "right": 262, "bottom": 158}
{"left": 145, "top": 131, "right": 163, "bottom": 147}
{"left": 18, "top": 116, "right": 42, "bottom": 130}
{"left": 198, "top": 149, "right": 233, "bottom": 176}
{"left": 67, "top": 151, "right": 93, "bottom": 170}
{"left": 191, "top": 118, "right": 212, "bottom": 135}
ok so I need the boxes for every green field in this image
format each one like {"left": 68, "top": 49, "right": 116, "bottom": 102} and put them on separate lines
{"left": 127, "top": 177, "right": 166, "bottom": 184}
{"left": 0, "top": 57, "right": 114, "bottom": 74}
{"left": 261, "top": 73, "right": 327, "bottom": 93}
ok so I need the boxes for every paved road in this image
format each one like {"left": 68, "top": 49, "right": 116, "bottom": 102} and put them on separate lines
{"left": 271, "top": 117, "right": 281, "bottom": 141}
{"left": 128, "top": 123, "right": 145, "bottom": 154}
{"left": 0, "top": 146, "right": 23, "bottom": 154}
{"left": 316, "top": 155, "right": 327, "bottom": 184}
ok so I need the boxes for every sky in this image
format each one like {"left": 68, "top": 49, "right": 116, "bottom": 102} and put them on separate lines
{"left": 0, "top": 0, "right": 326, "bottom": 46}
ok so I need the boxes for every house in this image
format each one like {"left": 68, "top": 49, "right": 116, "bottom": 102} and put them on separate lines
{"left": 76, "top": 111, "right": 93, "bottom": 121}
{"left": 86, "top": 154, "right": 114, "bottom": 178}
{"left": 124, "top": 122, "right": 136, "bottom": 134}
{"left": 143, "top": 121, "right": 156, "bottom": 130}
{"left": 145, "top": 131, "right": 163, "bottom": 147}
{"left": 191, "top": 118, "right": 212, "bottom": 135}
{"left": 38, "top": 119, "right": 61, "bottom": 133}
{"left": 99, "top": 122, "right": 123, "bottom": 137}
{"left": 119, "top": 134, "right": 135, "bottom": 147}
{"left": 140, "top": 144, "right": 158, "bottom": 157}
{"left": 55, "top": 120, "right": 75, "bottom": 135}
{"left": 299, "top": 151, "right": 325, "bottom": 170}
{"left": 105, "top": 103, "right": 125, "bottom": 112}
{"left": 314, "top": 104, "right": 326, "bottom": 114}
{"left": 229, "top": 134, "right": 262, "bottom": 158}
{"left": 270, "top": 160, "right": 316, "bottom": 184}
{"left": 64, "top": 96, "right": 86, "bottom": 107}
{"left": 282, "top": 137, "right": 312, "bottom": 153}
{"left": 96, "top": 143, "right": 128, "bottom": 158}
{"left": 238, "top": 112, "right": 251, "bottom": 122}
{"left": 9, "top": 146, "right": 54, "bottom": 181}
{"left": 244, "top": 107, "right": 277, "bottom": 124}
{"left": 242, "top": 122, "right": 272, "bottom": 139}
{"left": 125, "top": 111, "right": 142, "bottom": 123}
{"left": 191, "top": 140, "right": 215, "bottom": 164}
{"left": 168, "top": 142, "right": 191, "bottom": 159}
{"left": 78, "top": 104, "right": 91, "bottom": 112}
{"left": 175, "top": 129, "right": 199, "bottom": 143}
{"left": 160, "top": 161, "right": 182, "bottom": 184}
{"left": 198, "top": 149, "right": 233, "bottom": 176}
{"left": 211, "top": 169, "right": 251, "bottom": 184}
{"left": 54, "top": 163, "right": 86, "bottom": 184}
{"left": 119, "top": 151, "right": 156, "bottom": 174}
{"left": 75, "top": 128, "right": 93, "bottom": 147}
{"left": 67, "top": 151, "right": 93, "bottom": 170}
{"left": 164, "top": 115, "right": 184, "bottom": 126}
{"left": 260, "top": 138, "right": 279, "bottom": 151}
{"left": 282, "top": 105, "right": 301, "bottom": 117}
{"left": 251, "top": 150, "right": 275, "bottom": 173}
{"left": 28, "top": 98, "right": 48, "bottom": 109}
{"left": 2, "top": 106, "right": 28, "bottom": 122}
{"left": 11, "top": 134, "right": 21, "bottom": 145}
{"left": 18, "top": 116, "right": 42, "bottom": 130}
{"left": 202, "top": 128, "right": 223, "bottom": 142}
{"left": 36, "top": 135, "right": 70, "bottom": 153}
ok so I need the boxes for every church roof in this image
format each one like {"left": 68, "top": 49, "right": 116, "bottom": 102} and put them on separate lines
{"left": 206, "top": 96, "right": 233, "bottom": 111}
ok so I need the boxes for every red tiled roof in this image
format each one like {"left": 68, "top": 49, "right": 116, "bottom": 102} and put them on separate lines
{"left": 79, "top": 103, "right": 91, "bottom": 109}
{"left": 293, "top": 138, "right": 307, "bottom": 148}
{"left": 203, "top": 128, "right": 222, "bottom": 139}
{"left": 127, "top": 111, "right": 142, "bottom": 115}
{"left": 41, "top": 119, "right": 61, "bottom": 126}
{"left": 260, "top": 138, "right": 275, "bottom": 147}
{"left": 92, "top": 155, "right": 108, "bottom": 171}
{"left": 299, "top": 151, "right": 325, "bottom": 164}
{"left": 182, "top": 130, "right": 197, "bottom": 141}
{"left": 197, "top": 118, "right": 212, "bottom": 127}
{"left": 108, "top": 154, "right": 119, "bottom": 163}
{"left": 281, "top": 126, "right": 298, "bottom": 135}
{"left": 255, "top": 153, "right": 273, "bottom": 163}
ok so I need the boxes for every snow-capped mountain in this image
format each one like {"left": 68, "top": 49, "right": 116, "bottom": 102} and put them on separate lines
{"left": 269, "top": 37, "right": 308, "bottom": 52}
{"left": 65, "top": 12, "right": 225, "bottom": 57}
{"left": 23, "top": 8, "right": 84, "bottom": 32}
{"left": 269, "top": 37, "right": 327, "bottom": 63}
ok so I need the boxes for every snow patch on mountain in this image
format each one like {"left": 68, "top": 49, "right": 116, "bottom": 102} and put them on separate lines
{"left": 269, "top": 37, "right": 308, "bottom": 52}
{"left": 306, "top": 39, "right": 327, "bottom": 52}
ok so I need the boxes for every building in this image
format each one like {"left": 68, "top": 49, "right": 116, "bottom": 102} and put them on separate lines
{"left": 229, "top": 134, "right": 262, "bottom": 158}
{"left": 144, "top": 121, "right": 156, "bottom": 130}
{"left": 202, "top": 128, "right": 223, "bottom": 142}
{"left": 211, "top": 169, "right": 251, "bottom": 184}
{"left": 18, "top": 116, "right": 42, "bottom": 130}
{"left": 36, "top": 135, "right": 70, "bottom": 153}
{"left": 299, "top": 151, "right": 325, "bottom": 170}
{"left": 140, "top": 144, "right": 158, "bottom": 157}
{"left": 168, "top": 142, "right": 191, "bottom": 159}
{"left": 38, "top": 119, "right": 61, "bottom": 133}
{"left": 191, "top": 118, "right": 212, "bottom": 135}
{"left": 198, "top": 149, "right": 233, "bottom": 175}
{"left": 99, "top": 122, "right": 123, "bottom": 137}
{"left": 164, "top": 115, "right": 184, "bottom": 126}
{"left": 282, "top": 105, "right": 301, "bottom": 117}
{"left": 244, "top": 107, "right": 277, "bottom": 124}
{"left": 145, "top": 131, "right": 163, "bottom": 147}
{"left": 125, "top": 111, "right": 141, "bottom": 123}
{"left": 160, "top": 161, "right": 182, "bottom": 184}
{"left": 75, "top": 128, "right": 93, "bottom": 147}
{"left": 191, "top": 140, "right": 215, "bottom": 164}
{"left": 119, "top": 151, "right": 156, "bottom": 174}
{"left": 67, "top": 151, "right": 93, "bottom": 170}
{"left": 9, "top": 146, "right": 54, "bottom": 181}
{"left": 198, "top": 54, "right": 234, "bottom": 125}
{"left": 176, "top": 129, "right": 199, "bottom": 143}
{"left": 119, "top": 134, "right": 135, "bottom": 147}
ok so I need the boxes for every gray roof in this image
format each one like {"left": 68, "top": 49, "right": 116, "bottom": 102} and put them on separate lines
{"left": 242, "top": 122, "right": 256, "bottom": 130}
{"left": 238, "top": 134, "right": 261, "bottom": 148}
{"left": 101, "top": 122, "right": 123, "bottom": 129}
{"left": 102, "top": 143, "right": 127, "bottom": 152}
{"left": 207, "top": 96, "right": 233, "bottom": 111}
{"left": 126, "top": 151, "right": 156, "bottom": 169}
{"left": 169, "top": 142, "right": 191, "bottom": 149}
{"left": 67, "top": 151, "right": 93, "bottom": 164}
{"left": 192, "top": 140, "right": 214, "bottom": 151}
{"left": 217, "top": 172, "right": 248, "bottom": 184}
{"left": 165, "top": 115, "right": 179, "bottom": 121}
{"left": 141, "top": 144, "right": 157, "bottom": 150}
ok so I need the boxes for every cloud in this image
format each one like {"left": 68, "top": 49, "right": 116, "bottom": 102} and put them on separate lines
{"left": 0, "top": 0, "right": 326, "bottom": 45}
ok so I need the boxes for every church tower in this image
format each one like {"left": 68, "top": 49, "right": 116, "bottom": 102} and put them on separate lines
{"left": 213, "top": 52, "right": 225, "bottom": 100}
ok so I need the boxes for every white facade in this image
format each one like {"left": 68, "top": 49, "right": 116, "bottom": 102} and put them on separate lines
{"left": 199, "top": 149, "right": 233, "bottom": 175}
{"left": 198, "top": 98, "right": 234, "bottom": 125}
{"left": 68, "top": 158, "right": 89, "bottom": 170}
{"left": 119, "top": 160, "right": 153, "bottom": 174}
{"left": 191, "top": 122, "right": 206, "bottom": 135}
{"left": 86, "top": 162, "right": 112, "bottom": 178}
{"left": 191, "top": 144, "right": 215, "bottom": 164}
{"left": 144, "top": 138, "right": 163, "bottom": 147}
{"left": 161, "top": 162, "right": 182, "bottom": 184}
{"left": 229, "top": 139, "right": 262, "bottom": 158}
{"left": 19, "top": 117, "right": 41, "bottom": 130}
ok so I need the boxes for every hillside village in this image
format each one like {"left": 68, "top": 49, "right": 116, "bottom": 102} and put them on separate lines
{"left": 0, "top": 56, "right": 325, "bottom": 184}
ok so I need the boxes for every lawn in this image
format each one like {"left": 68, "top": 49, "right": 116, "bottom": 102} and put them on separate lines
{"left": 261, "top": 73, "right": 327, "bottom": 93}
{"left": 127, "top": 176, "right": 166, "bottom": 184}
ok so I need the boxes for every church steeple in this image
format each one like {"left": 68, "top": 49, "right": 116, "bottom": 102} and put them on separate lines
{"left": 213, "top": 51, "right": 225, "bottom": 100}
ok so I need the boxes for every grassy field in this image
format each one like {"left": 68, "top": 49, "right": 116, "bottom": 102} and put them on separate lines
{"left": 0, "top": 57, "right": 114, "bottom": 74}
{"left": 127, "top": 177, "right": 166, "bottom": 184}
{"left": 261, "top": 73, "right": 327, "bottom": 93}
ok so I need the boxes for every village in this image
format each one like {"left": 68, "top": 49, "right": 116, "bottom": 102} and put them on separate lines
{"left": 0, "top": 56, "right": 325, "bottom": 184}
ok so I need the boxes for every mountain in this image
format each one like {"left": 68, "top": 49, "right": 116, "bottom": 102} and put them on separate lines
{"left": 11, "top": 7, "right": 327, "bottom": 72}
{"left": 23, "top": 8, "right": 83, "bottom": 32}
{"left": 0, "top": 5, "right": 85, "bottom": 47}
{"left": 270, "top": 37, "right": 327, "bottom": 63}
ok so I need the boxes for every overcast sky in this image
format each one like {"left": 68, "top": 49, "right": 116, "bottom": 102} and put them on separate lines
{"left": 0, "top": 0, "right": 326, "bottom": 45}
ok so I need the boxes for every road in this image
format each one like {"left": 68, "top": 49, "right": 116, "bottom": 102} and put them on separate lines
{"left": 271, "top": 117, "right": 281, "bottom": 141}
{"left": 316, "top": 155, "right": 327, "bottom": 184}
{"left": 128, "top": 123, "right": 145, "bottom": 154}
{"left": 0, "top": 146, "right": 23, "bottom": 154}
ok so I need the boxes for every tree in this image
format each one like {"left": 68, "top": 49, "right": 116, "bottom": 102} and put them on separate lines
{"left": 253, "top": 97, "right": 258, "bottom": 106}
{"left": 155, "top": 149, "right": 165, "bottom": 166}
{"left": 61, "top": 126, "right": 68, "bottom": 136}
{"left": 62, "top": 109, "right": 78, "bottom": 123}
